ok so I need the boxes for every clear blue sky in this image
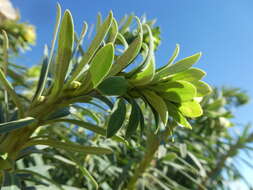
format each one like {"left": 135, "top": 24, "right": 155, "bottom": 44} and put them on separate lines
{"left": 11, "top": 0, "right": 253, "bottom": 188}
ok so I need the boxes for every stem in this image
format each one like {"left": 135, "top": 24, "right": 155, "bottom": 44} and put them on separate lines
{"left": 0, "top": 92, "right": 91, "bottom": 160}
{"left": 126, "top": 125, "right": 172, "bottom": 190}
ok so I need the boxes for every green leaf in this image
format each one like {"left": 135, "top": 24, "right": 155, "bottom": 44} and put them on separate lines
{"left": 1, "top": 30, "right": 9, "bottom": 75}
{"left": 169, "top": 68, "right": 206, "bottom": 82}
{"left": 109, "top": 17, "right": 143, "bottom": 76}
{"left": 51, "top": 119, "right": 128, "bottom": 144}
{"left": 107, "top": 98, "right": 126, "bottom": 138}
{"left": 155, "top": 52, "right": 201, "bottom": 80}
{"left": 154, "top": 80, "right": 197, "bottom": 103}
{"left": 125, "top": 43, "right": 149, "bottom": 78}
{"left": 0, "top": 117, "right": 36, "bottom": 134}
{"left": 97, "top": 76, "right": 128, "bottom": 96}
{"left": 46, "top": 107, "right": 71, "bottom": 120}
{"left": 178, "top": 100, "right": 203, "bottom": 117}
{"left": 120, "top": 14, "right": 133, "bottom": 34}
{"left": 156, "top": 44, "right": 180, "bottom": 73}
{"left": 73, "top": 21, "right": 88, "bottom": 56}
{"left": 142, "top": 89, "right": 168, "bottom": 125}
{"left": 0, "top": 69, "right": 24, "bottom": 117}
{"left": 71, "top": 12, "right": 113, "bottom": 81}
{"left": 125, "top": 99, "right": 140, "bottom": 138}
{"left": 22, "top": 139, "right": 112, "bottom": 155}
{"left": 53, "top": 119, "right": 106, "bottom": 136}
{"left": 107, "top": 18, "right": 118, "bottom": 43}
{"left": 191, "top": 80, "right": 212, "bottom": 97}
{"left": 96, "top": 12, "right": 102, "bottom": 32}
{"left": 89, "top": 43, "right": 114, "bottom": 87}
{"left": 166, "top": 102, "right": 192, "bottom": 129}
{"left": 52, "top": 10, "right": 74, "bottom": 96}
{"left": 32, "top": 45, "right": 49, "bottom": 101}
{"left": 47, "top": 3, "right": 62, "bottom": 83}
{"left": 129, "top": 24, "right": 155, "bottom": 86}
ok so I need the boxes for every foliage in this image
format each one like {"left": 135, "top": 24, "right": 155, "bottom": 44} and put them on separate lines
{"left": 0, "top": 2, "right": 252, "bottom": 190}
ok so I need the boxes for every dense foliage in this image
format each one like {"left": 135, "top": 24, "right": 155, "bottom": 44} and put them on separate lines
{"left": 0, "top": 2, "right": 252, "bottom": 190}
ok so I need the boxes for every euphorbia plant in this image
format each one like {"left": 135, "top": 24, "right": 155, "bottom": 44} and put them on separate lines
{"left": 0, "top": 4, "right": 211, "bottom": 189}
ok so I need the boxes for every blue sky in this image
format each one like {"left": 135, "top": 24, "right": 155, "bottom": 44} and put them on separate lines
{"left": 10, "top": 0, "right": 253, "bottom": 188}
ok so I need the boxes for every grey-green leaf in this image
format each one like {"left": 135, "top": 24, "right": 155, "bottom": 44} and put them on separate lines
{"left": 155, "top": 52, "right": 202, "bottom": 81}
{"left": 33, "top": 45, "right": 49, "bottom": 101}
{"left": 109, "top": 17, "right": 143, "bottom": 76}
{"left": 89, "top": 43, "right": 114, "bottom": 87}
{"left": 71, "top": 12, "right": 113, "bottom": 81}
{"left": 52, "top": 10, "right": 74, "bottom": 95}
{"left": 169, "top": 68, "right": 206, "bottom": 82}
{"left": 156, "top": 44, "right": 180, "bottom": 73}
{"left": 129, "top": 24, "right": 155, "bottom": 86}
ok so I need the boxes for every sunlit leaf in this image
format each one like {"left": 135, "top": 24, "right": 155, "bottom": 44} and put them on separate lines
{"left": 89, "top": 43, "right": 114, "bottom": 87}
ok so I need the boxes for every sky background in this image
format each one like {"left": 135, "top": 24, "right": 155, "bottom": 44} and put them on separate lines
{"left": 10, "top": 0, "right": 253, "bottom": 188}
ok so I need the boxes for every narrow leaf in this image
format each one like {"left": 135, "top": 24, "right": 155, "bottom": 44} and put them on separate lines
{"left": 0, "top": 117, "right": 36, "bottom": 134}
{"left": 169, "top": 68, "right": 206, "bottom": 82}
{"left": 96, "top": 12, "right": 102, "bottom": 32}
{"left": 109, "top": 17, "right": 143, "bottom": 76}
{"left": 33, "top": 45, "right": 49, "bottom": 101}
{"left": 129, "top": 24, "right": 155, "bottom": 86}
{"left": 142, "top": 89, "right": 168, "bottom": 125}
{"left": 156, "top": 44, "right": 180, "bottom": 73}
{"left": 107, "top": 18, "right": 118, "bottom": 43}
{"left": 1, "top": 30, "right": 9, "bottom": 75}
{"left": 51, "top": 119, "right": 128, "bottom": 144}
{"left": 107, "top": 98, "right": 126, "bottom": 138}
{"left": 89, "top": 43, "right": 114, "bottom": 87}
{"left": 52, "top": 10, "right": 74, "bottom": 96}
{"left": 125, "top": 99, "right": 140, "bottom": 138}
{"left": 155, "top": 52, "right": 201, "bottom": 80}
{"left": 120, "top": 14, "right": 133, "bottom": 34}
{"left": 71, "top": 12, "right": 113, "bottom": 80}
{"left": 22, "top": 139, "right": 112, "bottom": 155}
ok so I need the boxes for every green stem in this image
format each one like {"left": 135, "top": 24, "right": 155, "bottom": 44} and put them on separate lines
{"left": 126, "top": 125, "right": 172, "bottom": 190}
